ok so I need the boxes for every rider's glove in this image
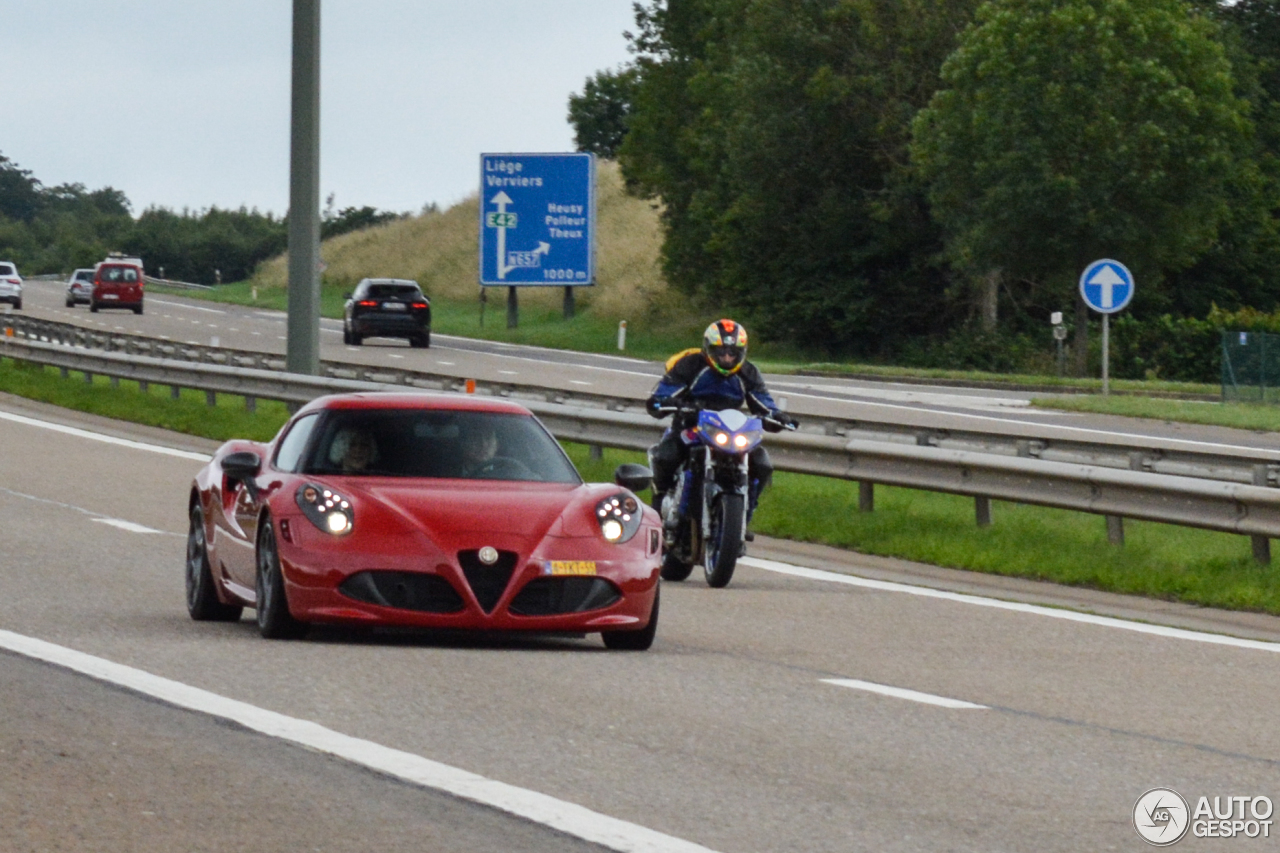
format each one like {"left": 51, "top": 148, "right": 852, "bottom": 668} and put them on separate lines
{"left": 645, "top": 394, "right": 667, "bottom": 418}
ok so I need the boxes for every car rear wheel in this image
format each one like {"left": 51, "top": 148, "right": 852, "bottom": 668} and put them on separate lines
{"left": 13, "top": 299, "right": 20, "bottom": 310}
{"left": 133, "top": 304, "right": 143, "bottom": 315}
{"left": 410, "top": 332, "right": 430, "bottom": 348}
{"left": 65, "top": 297, "right": 75, "bottom": 308}
{"left": 255, "top": 514, "right": 308, "bottom": 639}
{"left": 186, "top": 504, "right": 242, "bottom": 622}
{"left": 602, "top": 585, "right": 659, "bottom": 651}
{"left": 89, "top": 301, "right": 98, "bottom": 313}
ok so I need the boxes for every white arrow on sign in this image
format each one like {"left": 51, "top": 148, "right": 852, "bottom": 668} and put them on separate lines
{"left": 1088, "top": 264, "right": 1126, "bottom": 309}
{"left": 490, "top": 191, "right": 515, "bottom": 279}
{"left": 534, "top": 242, "right": 550, "bottom": 257}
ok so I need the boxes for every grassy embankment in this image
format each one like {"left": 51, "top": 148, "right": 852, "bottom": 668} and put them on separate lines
{"left": 4, "top": 355, "right": 1280, "bottom": 615}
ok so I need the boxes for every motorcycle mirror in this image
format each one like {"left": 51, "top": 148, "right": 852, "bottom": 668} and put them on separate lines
{"left": 613, "top": 463, "right": 653, "bottom": 493}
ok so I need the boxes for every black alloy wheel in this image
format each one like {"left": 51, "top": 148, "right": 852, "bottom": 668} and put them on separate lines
{"left": 186, "top": 504, "right": 242, "bottom": 622}
{"left": 602, "top": 585, "right": 659, "bottom": 651}
{"left": 704, "top": 493, "right": 744, "bottom": 588}
{"left": 255, "top": 515, "right": 308, "bottom": 639}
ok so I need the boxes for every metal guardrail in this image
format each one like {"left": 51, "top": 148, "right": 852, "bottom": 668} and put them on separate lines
{"left": 6, "top": 313, "right": 1280, "bottom": 488}
{"left": 144, "top": 275, "right": 214, "bottom": 291}
{"left": 4, "top": 334, "right": 1280, "bottom": 547}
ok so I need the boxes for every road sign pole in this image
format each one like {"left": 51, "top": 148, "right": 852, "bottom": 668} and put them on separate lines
{"left": 1102, "top": 314, "right": 1110, "bottom": 396}
{"left": 507, "top": 286, "right": 518, "bottom": 329}
{"left": 286, "top": 0, "right": 321, "bottom": 376}
{"left": 563, "top": 286, "right": 574, "bottom": 320}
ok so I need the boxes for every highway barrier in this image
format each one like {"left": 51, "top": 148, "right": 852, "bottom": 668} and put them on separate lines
{"left": 4, "top": 332, "right": 1280, "bottom": 560}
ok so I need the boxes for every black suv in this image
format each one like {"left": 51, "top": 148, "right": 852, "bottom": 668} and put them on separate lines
{"left": 342, "top": 278, "right": 431, "bottom": 347}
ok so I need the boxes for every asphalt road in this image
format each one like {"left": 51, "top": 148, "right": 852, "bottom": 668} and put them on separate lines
{"left": 2, "top": 396, "right": 1279, "bottom": 852}
{"left": 17, "top": 277, "right": 1280, "bottom": 454}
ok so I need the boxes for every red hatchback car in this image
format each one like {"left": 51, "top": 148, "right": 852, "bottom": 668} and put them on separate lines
{"left": 91, "top": 260, "right": 144, "bottom": 314}
{"left": 186, "top": 393, "right": 662, "bottom": 649}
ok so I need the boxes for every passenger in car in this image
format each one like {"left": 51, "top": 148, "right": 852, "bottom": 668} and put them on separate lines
{"left": 329, "top": 427, "right": 379, "bottom": 473}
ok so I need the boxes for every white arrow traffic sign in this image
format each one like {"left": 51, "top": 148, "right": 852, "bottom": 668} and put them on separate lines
{"left": 489, "top": 191, "right": 516, "bottom": 279}
{"left": 1079, "top": 259, "right": 1134, "bottom": 315}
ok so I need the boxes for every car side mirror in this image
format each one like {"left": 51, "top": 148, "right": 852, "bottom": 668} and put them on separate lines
{"left": 222, "top": 451, "right": 262, "bottom": 481}
{"left": 614, "top": 463, "right": 653, "bottom": 493}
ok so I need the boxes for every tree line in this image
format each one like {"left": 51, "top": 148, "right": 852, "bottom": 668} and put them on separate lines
{"left": 0, "top": 154, "right": 404, "bottom": 285}
{"left": 570, "top": 0, "right": 1280, "bottom": 372}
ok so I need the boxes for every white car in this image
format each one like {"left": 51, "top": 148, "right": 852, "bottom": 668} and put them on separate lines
{"left": 66, "top": 268, "right": 95, "bottom": 306}
{"left": 0, "top": 262, "right": 22, "bottom": 310}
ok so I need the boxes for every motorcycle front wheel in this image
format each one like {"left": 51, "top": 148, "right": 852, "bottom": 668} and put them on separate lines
{"left": 704, "top": 492, "right": 744, "bottom": 588}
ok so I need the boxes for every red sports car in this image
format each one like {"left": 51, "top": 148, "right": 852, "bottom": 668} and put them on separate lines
{"left": 185, "top": 393, "right": 662, "bottom": 650}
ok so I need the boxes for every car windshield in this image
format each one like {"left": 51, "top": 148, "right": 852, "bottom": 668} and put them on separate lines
{"left": 99, "top": 266, "right": 139, "bottom": 283}
{"left": 366, "top": 284, "right": 420, "bottom": 299}
{"left": 0, "top": 265, "right": 14, "bottom": 276}
{"left": 304, "top": 409, "right": 581, "bottom": 483}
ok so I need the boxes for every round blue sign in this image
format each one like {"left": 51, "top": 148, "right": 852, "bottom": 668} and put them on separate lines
{"left": 1079, "top": 259, "right": 1134, "bottom": 314}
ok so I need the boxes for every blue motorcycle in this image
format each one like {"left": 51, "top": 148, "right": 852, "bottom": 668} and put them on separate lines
{"left": 653, "top": 407, "right": 781, "bottom": 588}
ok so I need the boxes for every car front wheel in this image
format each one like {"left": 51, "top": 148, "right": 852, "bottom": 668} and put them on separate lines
{"left": 255, "top": 514, "right": 308, "bottom": 639}
{"left": 602, "top": 585, "right": 659, "bottom": 651}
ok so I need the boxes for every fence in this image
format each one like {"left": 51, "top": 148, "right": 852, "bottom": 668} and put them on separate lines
{"left": 1222, "top": 330, "right": 1280, "bottom": 403}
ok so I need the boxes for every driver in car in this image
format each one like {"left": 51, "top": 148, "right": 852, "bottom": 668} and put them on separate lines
{"left": 460, "top": 421, "right": 500, "bottom": 477}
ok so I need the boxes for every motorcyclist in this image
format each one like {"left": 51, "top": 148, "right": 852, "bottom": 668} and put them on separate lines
{"left": 645, "top": 319, "right": 797, "bottom": 533}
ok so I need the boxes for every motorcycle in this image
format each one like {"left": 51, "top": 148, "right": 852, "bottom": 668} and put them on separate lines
{"left": 652, "top": 405, "right": 794, "bottom": 588}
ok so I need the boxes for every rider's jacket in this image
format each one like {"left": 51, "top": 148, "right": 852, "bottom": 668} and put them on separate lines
{"left": 646, "top": 348, "right": 780, "bottom": 428}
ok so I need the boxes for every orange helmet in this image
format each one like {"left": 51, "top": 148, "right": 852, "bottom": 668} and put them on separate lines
{"left": 702, "top": 319, "right": 748, "bottom": 375}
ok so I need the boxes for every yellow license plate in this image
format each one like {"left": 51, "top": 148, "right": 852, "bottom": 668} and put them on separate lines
{"left": 546, "top": 560, "right": 597, "bottom": 576}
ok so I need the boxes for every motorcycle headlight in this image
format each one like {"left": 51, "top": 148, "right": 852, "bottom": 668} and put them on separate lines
{"left": 595, "top": 494, "right": 643, "bottom": 544}
{"left": 712, "top": 431, "right": 730, "bottom": 446}
{"left": 296, "top": 483, "right": 354, "bottom": 536}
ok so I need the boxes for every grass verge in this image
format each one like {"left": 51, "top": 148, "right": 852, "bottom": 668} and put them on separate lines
{"left": 4, "top": 354, "right": 1272, "bottom": 615}
{"left": 1033, "top": 394, "right": 1280, "bottom": 432}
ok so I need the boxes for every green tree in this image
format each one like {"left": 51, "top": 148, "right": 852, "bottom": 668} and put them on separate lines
{"left": 620, "top": 0, "right": 979, "bottom": 355}
{"left": 911, "top": 0, "right": 1253, "bottom": 369}
{"left": 568, "top": 67, "right": 639, "bottom": 158}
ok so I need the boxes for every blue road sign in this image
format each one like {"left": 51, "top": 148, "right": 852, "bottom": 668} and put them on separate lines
{"left": 1079, "top": 259, "right": 1134, "bottom": 314}
{"left": 479, "top": 153, "right": 595, "bottom": 286}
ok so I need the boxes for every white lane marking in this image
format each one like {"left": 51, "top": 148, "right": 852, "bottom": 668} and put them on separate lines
{"left": 795, "top": 383, "right": 1030, "bottom": 409}
{"left": 437, "top": 361, "right": 455, "bottom": 366}
{"left": 387, "top": 354, "right": 405, "bottom": 360}
{"left": 0, "top": 410, "right": 209, "bottom": 462}
{"left": 0, "top": 485, "right": 182, "bottom": 537}
{"left": 821, "top": 678, "right": 987, "bottom": 710}
{"left": 741, "top": 556, "right": 1280, "bottom": 655}
{"left": 321, "top": 328, "right": 341, "bottom": 335}
{"left": 499, "top": 370, "right": 519, "bottom": 375}
{"left": 0, "top": 629, "right": 721, "bottom": 853}
{"left": 571, "top": 380, "right": 594, "bottom": 386}
{"left": 229, "top": 328, "right": 239, "bottom": 332}
{"left": 147, "top": 298, "right": 226, "bottom": 314}
{"left": 91, "top": 518, "right": 163, "bottom": 534}
{"left": 277, "top": 335, "right": 286, "bottom": 340}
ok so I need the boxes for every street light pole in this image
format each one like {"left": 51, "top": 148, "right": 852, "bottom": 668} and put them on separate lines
{"left": 286, "top": 0, "right": 321, "bottom": 376}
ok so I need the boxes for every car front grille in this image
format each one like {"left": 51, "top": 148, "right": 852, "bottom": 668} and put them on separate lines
{"left": 507, "top": 577, "right": 622, "bottom": 616}
{"left": 338, "top": 570, "right": 464, "bottom": 613}
{"left": 457, "top": 549, "right": 519, "bottom": 613}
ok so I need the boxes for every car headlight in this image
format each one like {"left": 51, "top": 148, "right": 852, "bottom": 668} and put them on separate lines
{"left": 296, "top": 483, "right": 354, "bottom": 535}
{"left": 595, "top": 494, "right": 643, "bottom": 544}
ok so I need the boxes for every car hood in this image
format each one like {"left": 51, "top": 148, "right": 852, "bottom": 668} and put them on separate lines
{"left": 353, "top": 479, "right": 587, "bottom": 551}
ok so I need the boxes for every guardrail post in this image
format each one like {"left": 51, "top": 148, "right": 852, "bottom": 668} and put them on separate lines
{"left": 1106, "top": 515, "right": 1125, "bottom": 545}
{"left": 84, "top": 371, "right": 92, "bottom": 384}
{"left": 975, "top": 496, "right": 991, "bottom": 527}
{"left": 859, "top": 481, "right": 874, "bottom": 513}
{"left": 138, "top": 380, "right": 148, "bottom": 393}
{"left": 589, "top": 445, "right": 603, "bottom": 460}
{"left": 59, "top": 367, "right": 69, "bottom": 379}
{"left": 1253, "top": 464, "right": 1271, "bottom": 565}
{"left": 110, "top": 376, "right": 120, "bottom": 389}
{"left": 170, "top": 385, "right": 181, "bottom": 400}
{"left": 206, "top": 390, "right": 217, "bottom": 407}
{"left": 245, "top": 395, "right": 257, "bottom": 413}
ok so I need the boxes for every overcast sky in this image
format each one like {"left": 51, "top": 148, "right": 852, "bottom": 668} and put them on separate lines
{"left": 2, "top": 1, "right": 636, "bottom": 216}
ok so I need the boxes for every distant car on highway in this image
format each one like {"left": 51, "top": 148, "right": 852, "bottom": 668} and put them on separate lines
{"left": 185, "top": 392, "right": 661, "bottom": 648}
{"left": 66, "top": 268, "right": 95, "bottom": 306}
{"left": 91, "top": 258, "right": 144, "bottom": 314}
{"left": 343, "top": 278, "right": 431, "bottom": 347}
{"left": 0, "top": 261, "right": 23, "bottom": 310}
